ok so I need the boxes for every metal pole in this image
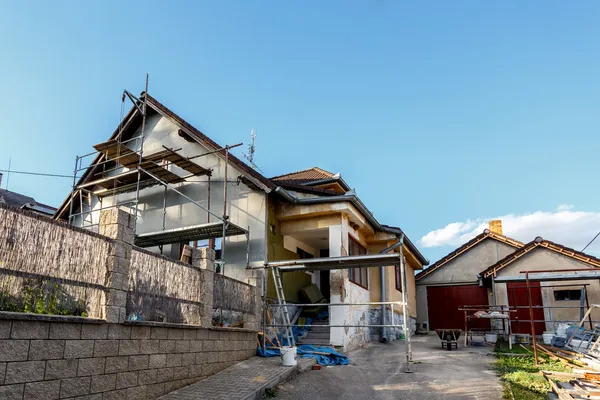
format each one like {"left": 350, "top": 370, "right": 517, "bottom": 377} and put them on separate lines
{"left": 584, "top": 286, "right": 593, "bottom": 330}
{"left": 526, "top": 272, "right": 538, "bottom": 365}
{"left": 246, "top": 226, "right": 250, "bottom": 268}
{"left": 400, "top": 253, "right": 412, "bottom": 372}
{"left": 221, "top": 146, "right": 229, "bottom": 275}
{"left": 132, "top": 74, "right": 149, "bottom": 235}
{"left": 162, "top": 185, "right": 167, "bottom": 231}
{"left": 68, "top": 156, "right": 79, "bottom": 225}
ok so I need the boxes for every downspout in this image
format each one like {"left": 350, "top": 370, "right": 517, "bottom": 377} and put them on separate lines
{"left": 378, "top": 235, "right": 404, "bottom": 343}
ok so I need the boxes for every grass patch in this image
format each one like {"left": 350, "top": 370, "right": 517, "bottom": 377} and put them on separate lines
{"left": 494, "top": 339, "right": 570, "bottom": 399}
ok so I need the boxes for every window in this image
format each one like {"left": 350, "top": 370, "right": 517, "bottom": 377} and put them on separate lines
{"left": 297, "top": 247, "right": 314, "bottom": 259}
{"left": 348, "top": 235, "right": 368, "bottom": 288}
{"left": 395, "top": 265, "right": 403, "bottom": 292}
{"left": 554, "top": 290, "right": 582, "bottom": 301}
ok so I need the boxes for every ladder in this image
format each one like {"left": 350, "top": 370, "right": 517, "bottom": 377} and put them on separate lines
{"left": 271, "top": 267, "right": 295, "bottom": 347}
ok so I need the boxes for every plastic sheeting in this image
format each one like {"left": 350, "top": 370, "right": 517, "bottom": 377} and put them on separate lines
{"left": 257, "top": 344, "right": 349, "bottom": 366}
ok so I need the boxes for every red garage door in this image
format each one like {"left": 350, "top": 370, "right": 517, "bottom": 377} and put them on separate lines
{"left": 427, "top": 285, "right": 490, "bottom": 330}
{"left": 507, "top": 282, "right": 546, "bottom": 335}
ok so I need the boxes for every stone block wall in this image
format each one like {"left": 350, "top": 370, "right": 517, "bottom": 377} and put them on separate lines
{"left": 0, "top": 316, "right": 256, "bottom": 400}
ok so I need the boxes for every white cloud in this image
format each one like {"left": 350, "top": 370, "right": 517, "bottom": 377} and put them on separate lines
{"left": 419, "top": 206, "right": 600, "bottom": 254}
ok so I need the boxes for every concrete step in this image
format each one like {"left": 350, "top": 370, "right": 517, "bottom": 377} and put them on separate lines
{"left": 298, "top": 337, "right": 330, "bottom": 345}
{"left": 311, "top": 319, "right": 329, "bottom": 325}
{"left": 308, "top": 326, "right": 329, "bottom": 334}
{"left": 304, "top": 331, "right": 330, "bottom": 339}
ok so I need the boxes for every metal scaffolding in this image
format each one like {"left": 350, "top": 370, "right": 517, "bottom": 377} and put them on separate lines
{"left": 250, "top": 249, "right": 414, "bottom": 373}
{"left": 67, "top": 75, "right": 249, "bottom": 273}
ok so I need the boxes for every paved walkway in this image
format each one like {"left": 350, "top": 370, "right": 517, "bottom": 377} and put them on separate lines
{"left": 159, "top": 356, "right": 314, "bottom": 400}
{"left": 275, "top": 334, "right": 503, "bottom": 400}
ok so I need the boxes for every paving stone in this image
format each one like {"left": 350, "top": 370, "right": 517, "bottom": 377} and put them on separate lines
{"left": 158, "top": 357, "right": 311, "bottom": 400}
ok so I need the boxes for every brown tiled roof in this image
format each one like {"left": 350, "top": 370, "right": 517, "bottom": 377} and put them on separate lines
{"left": 481, "top": 237, "right": 600, "bottom": 278}
{"left": 271, "top": 167, "right": 335, "bottom": 185}
{"left": 416, "top": 230, "right": 524, "bottom": 281}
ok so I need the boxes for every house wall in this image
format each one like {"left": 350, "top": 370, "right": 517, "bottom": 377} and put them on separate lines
{"left": 76, "top": 113, "right": 267, "bottom": 282}
{"left": 328, "top": 216, "right": 370, "bottom": 349}
{"left": 493, "top": 247, "right": 600, "bottom": 332}
{"left": 416, "top": 239, "right": 517, "bottom": 329}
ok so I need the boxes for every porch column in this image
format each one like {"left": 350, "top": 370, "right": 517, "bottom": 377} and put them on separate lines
{"left": 329, "top": 217, "right": 349, "bottom": 347}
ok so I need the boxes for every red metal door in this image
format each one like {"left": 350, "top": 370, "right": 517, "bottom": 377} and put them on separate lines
{"left": 507, "top": 282, "right": 546, "bottom": 335}
{"left": 427, "top": 285, "right": 490, "bottom": 330}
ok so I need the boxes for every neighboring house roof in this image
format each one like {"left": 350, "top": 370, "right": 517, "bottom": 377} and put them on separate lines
{"left": 416, "top": 229, "right": 524, "bottom": 281}
{"left": 0, "top": 188, "right": 56, "bottom": 216}
{"left": 272, "top": 167, "right": 335, "bottom": 184}
{"left": 481, "top": 237, "right": 600, "bottom": 278}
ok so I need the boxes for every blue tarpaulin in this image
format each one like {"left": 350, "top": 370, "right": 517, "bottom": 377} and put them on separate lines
{"left": 258, "top": 316, "right": 349, "bottom": 365}
{"left": 258, "top": 344, "right": 349, "bottom": 366}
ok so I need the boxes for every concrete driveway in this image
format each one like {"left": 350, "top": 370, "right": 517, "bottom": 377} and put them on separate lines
{"left": 274, "top": 334, "right": 503, "bottom": 400}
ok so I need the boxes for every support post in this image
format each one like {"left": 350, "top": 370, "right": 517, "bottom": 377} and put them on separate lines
{"left": 132, "top": 74, "right": 149, "bottom": 236}
{"left": 400, "top": 253, "right": 412, "bottom": 372}
{"left": 526, "top": 272, "right": 539, "bottom": 365}
{"left": 68, "top": 156, "right": 79, "bottom": 225}
{"left": 221, "top": 146, "right": 229, "bottom": 275}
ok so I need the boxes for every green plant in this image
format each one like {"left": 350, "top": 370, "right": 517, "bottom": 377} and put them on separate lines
{"left": 0, "top": 278, "right": 88, "bottom": 317}
{"left": 494, "top": 339, "right": 570, "bottom": 399}
{"left": 264, "top": 387, "right": 278, "bottom": 398}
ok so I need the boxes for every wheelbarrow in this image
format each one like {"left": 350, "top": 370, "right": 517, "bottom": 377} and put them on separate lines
{"left": 435, "top": 329, "right": 462, "bottom": 351}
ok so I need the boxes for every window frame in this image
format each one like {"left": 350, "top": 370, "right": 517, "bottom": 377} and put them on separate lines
{"left": 554, "top": 289, "right": 582, "bottom": 301}
{"left": 395, "top": 265, "right": 403, "bottom": 293}
{"left": 348, "top": 235, "right": 368, "bottom": 289}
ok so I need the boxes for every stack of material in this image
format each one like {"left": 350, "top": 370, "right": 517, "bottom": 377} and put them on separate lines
{"left": 536, "top": 344, "right": 600, "bottom": 371}
{"left": 543, "top": 371, "right": 600, "bottom": 399}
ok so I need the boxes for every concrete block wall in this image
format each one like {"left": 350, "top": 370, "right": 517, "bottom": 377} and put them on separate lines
{"left": 0, "top": 316, "right": 256, "bottom": 400}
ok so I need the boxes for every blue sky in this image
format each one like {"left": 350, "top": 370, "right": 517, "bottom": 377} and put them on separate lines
{"left": 1, "top": 1, "right": 600, "bottom": 262}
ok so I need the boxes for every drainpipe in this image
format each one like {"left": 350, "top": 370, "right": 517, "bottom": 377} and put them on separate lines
{"left": 378, "top": 235, "right": 404, "bottom": 343}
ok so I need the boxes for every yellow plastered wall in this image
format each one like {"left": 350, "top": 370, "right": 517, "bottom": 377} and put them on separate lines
{"left": 265, "top": 194, "right": 310, "bottom": 302}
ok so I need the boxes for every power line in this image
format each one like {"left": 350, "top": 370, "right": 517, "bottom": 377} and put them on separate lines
{"left": 0, "top": 169, "right": 76, "bottom": 179}
{"left": 582, "top": 231, "right": 600, "bottom": 252}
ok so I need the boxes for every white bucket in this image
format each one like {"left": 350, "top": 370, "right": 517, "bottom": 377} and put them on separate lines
{"left": 280, "top": 346, "right": 297, "bottom": 367}
{"left": 485, "top": 333, "right": 497, "bottom": 343}
{"left": 542, "top": 333, "right": 554, "bottom": 345}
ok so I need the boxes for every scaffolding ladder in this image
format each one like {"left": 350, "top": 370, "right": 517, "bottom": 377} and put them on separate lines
{"left": 271, "top": 267, "right": 295, "bottom": 347}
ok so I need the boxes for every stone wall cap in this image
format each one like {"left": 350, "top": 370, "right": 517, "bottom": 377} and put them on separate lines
{"left": 0, "top": 311, "right": 106, "bottom": 324}
{"left": 124, "top": 320, "right": 257, "bottom": 333}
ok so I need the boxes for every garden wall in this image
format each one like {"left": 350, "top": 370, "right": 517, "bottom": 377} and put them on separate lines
{"left": 0, "top": 314, "right": 256, "bottom": 399}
